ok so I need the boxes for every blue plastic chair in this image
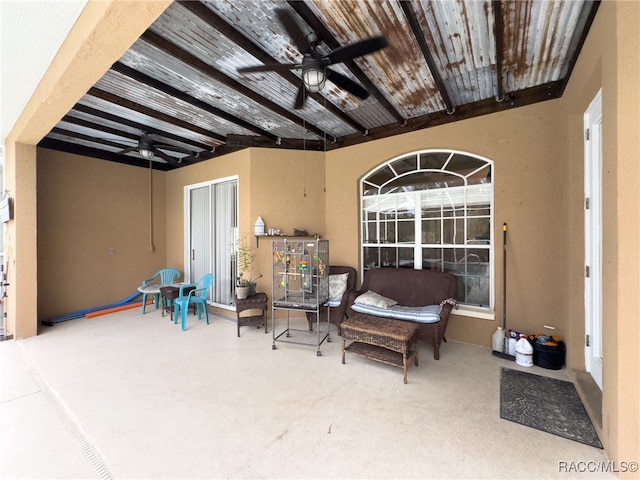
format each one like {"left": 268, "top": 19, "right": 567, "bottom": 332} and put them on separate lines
{"left": 173, "top": 273, "right": 214, "bottom": 331}
{"left": 137, "top": 268, "right": 181, "bottom": 314}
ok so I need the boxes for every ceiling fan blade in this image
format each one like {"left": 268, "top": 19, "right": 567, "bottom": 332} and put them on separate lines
{"left": 117, "top": 146, "right": 138, "bottom": 155}
{"left": 275, "top": 8, "right": 312, "bottom": 54}
{"left": 325, "top": 36, "right": 388, "bottom": 65}
{"left": 238, "top": 63, "right": 300, "bottom": 73}
{"left": 294, "top": 83, "right": 306, "bottom": 109}
{"left": 326, "top": 69, "right": 370, "bottom": 100}
{"left": 154, "top": 149, "right": 177, "bottom": 165}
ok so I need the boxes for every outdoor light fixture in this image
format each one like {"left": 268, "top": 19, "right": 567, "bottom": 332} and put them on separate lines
{"left": 301, "top": 56, "right": 326, "bottom": 93}
{"left": 139, "top": 147, "right": 154, "bottom": 159}
{"left": 138, "top": 137, "right": 155, "bottom": 159}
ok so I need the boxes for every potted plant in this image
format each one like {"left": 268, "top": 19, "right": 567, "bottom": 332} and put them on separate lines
{"left": 236, "top": 232, "right": 261, "bottom": 299}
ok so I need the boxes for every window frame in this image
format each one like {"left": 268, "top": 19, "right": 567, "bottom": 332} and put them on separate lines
{"left": 360, "top": 149, "right": 494, "bottom": 312}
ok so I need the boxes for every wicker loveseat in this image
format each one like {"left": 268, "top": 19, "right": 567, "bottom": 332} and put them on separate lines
{"left": 346, "top": 268, "right": 457, "bottom": 360}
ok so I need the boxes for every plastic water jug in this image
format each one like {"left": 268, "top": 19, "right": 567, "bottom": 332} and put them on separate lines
{"left": 515, "top": 335, "right": 534, "bottom": 367}
{"left": 492, "top": 327, "right": 505, "bottom": 352}
{"left": 254, "top": 216, "right": 265, "bottom": 236}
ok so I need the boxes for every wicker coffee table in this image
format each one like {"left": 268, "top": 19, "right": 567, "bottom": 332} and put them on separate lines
{"left": 341, "top": 314, "right": 419, "bottom": 384}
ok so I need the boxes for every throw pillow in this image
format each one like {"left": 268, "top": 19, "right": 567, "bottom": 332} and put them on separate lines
{"left": 353, "top": 290, "right": 397, "bottom": 309}
{"left": 329, "top": 273, "right": 349, "bottom": 302}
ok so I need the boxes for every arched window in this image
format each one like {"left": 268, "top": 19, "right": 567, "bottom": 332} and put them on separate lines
{"left": 360, "top": 150, "right": 493, "bottom": 309}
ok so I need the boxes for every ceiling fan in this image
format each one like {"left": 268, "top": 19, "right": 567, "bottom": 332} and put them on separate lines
{"left": 237, "top": 8, "right": 388, "bottom": 109}
{"left": 117, "top": 132, "right": 193, "bottom": 164}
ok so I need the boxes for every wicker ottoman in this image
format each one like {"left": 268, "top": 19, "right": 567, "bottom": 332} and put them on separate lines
{"left": 341, "top": 314, "right": 419, "bottom": 384}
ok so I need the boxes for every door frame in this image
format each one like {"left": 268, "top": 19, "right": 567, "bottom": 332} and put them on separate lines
{"left": 183, "top": 175, "right": 238, "bottom": 311}
{"left": 584, "top": 89, "right": 603, "bottom": 390}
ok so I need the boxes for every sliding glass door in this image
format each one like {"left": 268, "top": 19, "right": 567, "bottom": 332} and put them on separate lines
{"left": 185, "top": 176, "right": 238, "bottom": 309}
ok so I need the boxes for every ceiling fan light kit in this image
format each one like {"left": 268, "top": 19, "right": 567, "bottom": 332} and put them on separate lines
{"left": 109, "top": 132, "right": 199, "bottom": 166}
{"left": 301, "top": 57, "right": 326, "bottom": 93}
{"left": 139, "top": 147, "right": 154, "bottom": 159}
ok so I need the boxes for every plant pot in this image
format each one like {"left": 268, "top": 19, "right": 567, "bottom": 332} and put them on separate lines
{"left": 236, "top": 286, "right": 250, "bottom": 300}
{"left": 248, "top": 282, "right": 257, "bottom": 297}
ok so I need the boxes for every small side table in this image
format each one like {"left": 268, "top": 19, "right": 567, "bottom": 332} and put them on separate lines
{"left": 160, "top": 284, "right": 195, "bottom": 318}
{"left": 235, "top": 292, "right": 268, "bottom": 337}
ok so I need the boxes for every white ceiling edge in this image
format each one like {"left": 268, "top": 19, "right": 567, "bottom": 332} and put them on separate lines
{"left": 0, "top": 0, "right": 88, "bottom": 143}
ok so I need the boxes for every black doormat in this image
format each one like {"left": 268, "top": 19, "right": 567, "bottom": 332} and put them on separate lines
{"left": 500, "top": 368, "right": 602, "bottom": 449}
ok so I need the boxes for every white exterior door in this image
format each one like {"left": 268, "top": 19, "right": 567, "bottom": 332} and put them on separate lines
{"left": 584, "top": 89, "right": 603, "bottom": 390}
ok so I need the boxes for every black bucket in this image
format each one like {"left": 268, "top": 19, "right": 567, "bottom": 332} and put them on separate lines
{"left": 533, "top": 341, "right": 566, "bottom": 370}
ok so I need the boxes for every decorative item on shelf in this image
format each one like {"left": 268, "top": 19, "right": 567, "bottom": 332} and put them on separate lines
{"left": 254, "top": 216, "right": 265, "bottom": 236}
{"left": 236, "top": 232, "right": 262, "bottom": 299}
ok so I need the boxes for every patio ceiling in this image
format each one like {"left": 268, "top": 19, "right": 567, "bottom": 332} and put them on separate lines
{"left": 37, "top": 0, "right": 600, "bottom": 171}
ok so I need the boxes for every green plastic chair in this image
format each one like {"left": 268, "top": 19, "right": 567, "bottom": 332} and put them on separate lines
{"left": 137, "top": 268, "right": 181, "bottom": 314}
{"left": 173, "top": 274, "right": 214, "bottom": 331}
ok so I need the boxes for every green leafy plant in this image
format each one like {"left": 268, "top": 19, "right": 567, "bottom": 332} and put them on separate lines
{"left": 236, "top": 232, "right": 261, "bottom": 287}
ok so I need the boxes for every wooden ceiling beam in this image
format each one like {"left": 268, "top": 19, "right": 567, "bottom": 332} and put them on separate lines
{"left": 140, "top": 30, "right": 329, "bottom": 140}
{"left": 66, "top": 105, "right": 215, "bottom": 151}
{"left": 38, "top": 138, "right": 175, "bottom": 171}
{"left": 87, "top": 86, "right": 227, "bottom": 142}
{"left": 399, "top": 0, "right": 455, "bottom": 115}
{"left": 329, "top": 81, "right": 563, "bottom": 150}
{"left": 111, "top": 62, "right": 280, "bottom": 142}
{"left": 50, "top": 126, "right": 138, "bottom": 152}
{"left": 226, "top": 134, "right": 325, "bottom": 151}
{"left": 61, "top": 112, "right": 211, "bottom": 150}
{"left": 492, "top": 0, "right": 505, "bottom": 102}
{"left": 59, "top": 115, "right": 140, "bottom": 142}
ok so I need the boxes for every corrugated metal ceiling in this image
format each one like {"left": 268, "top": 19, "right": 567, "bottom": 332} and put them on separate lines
{"left": 39, "top": 0, "right": 600, "bottom": 170}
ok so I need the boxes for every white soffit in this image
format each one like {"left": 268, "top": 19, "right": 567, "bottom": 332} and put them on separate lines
{"left": 0, "top": 0, "right": 87, "bottom": 142}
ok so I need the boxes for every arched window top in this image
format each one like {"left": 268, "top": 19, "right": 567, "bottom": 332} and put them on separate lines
{"left": 362, "top": 149, "right": 492, "bottom": 196}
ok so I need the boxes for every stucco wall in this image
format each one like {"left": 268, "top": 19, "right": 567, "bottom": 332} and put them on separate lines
{"left": 3, "top": 0, "right": 172, "bottom": 337}
{"left": 557, "top": 0, "right": 639, "bottom": 468}
{"left": 36, "top": 149, "right": 169, "bottom": 322}
{"left": 326, "top": 100, "right": 568, "bottom": 349}
{"left": 37, "top": 97, "right": 571, "bottom": 349}
{"left": 36, "top": 99, "right": 571, "bottom": 348}
{"left": 163, "top": 147, "right": 325, "bottom": 307}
